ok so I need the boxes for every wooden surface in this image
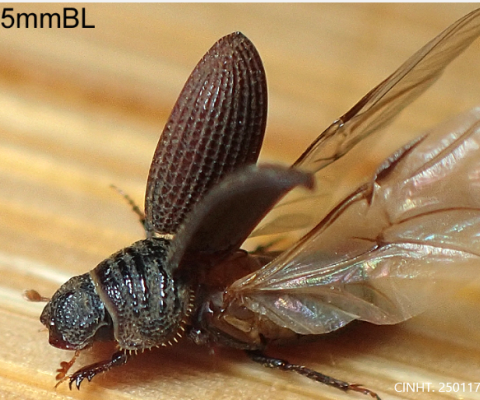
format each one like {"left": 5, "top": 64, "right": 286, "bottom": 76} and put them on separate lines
{"left": 1, "top": 4, "right": 480, "bottom": 400}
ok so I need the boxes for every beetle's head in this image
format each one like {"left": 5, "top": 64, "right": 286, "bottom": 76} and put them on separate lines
{"left": 40, "top": 273, "right": 111, "bottom": 350}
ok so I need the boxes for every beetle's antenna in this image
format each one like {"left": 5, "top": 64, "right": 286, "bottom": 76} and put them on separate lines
{"left": 55, "top": 350, "right": 81, "bottom": 386}
{"left": 23, "top": 289, "right": 49, "bottom": 302}
{"left": 110, "top": 185, "right": 147, "bottom": 230}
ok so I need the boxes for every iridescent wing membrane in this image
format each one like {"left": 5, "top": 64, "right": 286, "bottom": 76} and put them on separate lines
{"left": 229, "top": 9, "right": 480, "bottom": 334}
{"left": 252, "top": 9, "right": 480, "bottom": 238}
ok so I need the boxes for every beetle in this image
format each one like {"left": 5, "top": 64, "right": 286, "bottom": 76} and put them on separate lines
{"left": 29, "top": 8, "right": 480, "bottom": 400}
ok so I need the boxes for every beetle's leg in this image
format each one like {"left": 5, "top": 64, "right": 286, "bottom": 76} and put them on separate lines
{"left": 245, "top": 350, "right": 380, "bottom": 400}
{"left": 110, "top": 185, "right": 147, "bottom": 231}
{"left": 65, "top": 350, "right": 129, "bottom": 390}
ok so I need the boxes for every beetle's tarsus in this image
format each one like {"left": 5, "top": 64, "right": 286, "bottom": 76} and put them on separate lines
{"left": 59, "top": 351, "right": 129, "bottom": 390}
{"left": 245, "top": 350, "right": 381, "bottom": 399}
{"left": 347, "top": 383, "right": 381, "bottom": 400}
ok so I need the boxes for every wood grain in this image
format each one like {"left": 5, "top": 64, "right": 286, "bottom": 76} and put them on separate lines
{"left": 1, "top": 4, "right": 480, "bottom": 400}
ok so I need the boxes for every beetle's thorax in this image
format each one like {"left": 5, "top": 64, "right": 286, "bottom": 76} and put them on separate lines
{"left": 91, "top": 237, "right": 192, "bottom": 351}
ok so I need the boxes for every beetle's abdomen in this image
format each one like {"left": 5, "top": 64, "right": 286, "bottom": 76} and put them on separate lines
{"left": 90, "top": 238, "right": 190, "bottom": 350}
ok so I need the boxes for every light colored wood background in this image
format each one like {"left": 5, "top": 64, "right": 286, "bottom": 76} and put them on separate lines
{"left": 1, "top": 3, "right": 480, "bottom": 400}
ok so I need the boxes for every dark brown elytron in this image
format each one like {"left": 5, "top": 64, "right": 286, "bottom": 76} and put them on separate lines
{"left": 34, "top": 9, "right": 480, "bottom": 400}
